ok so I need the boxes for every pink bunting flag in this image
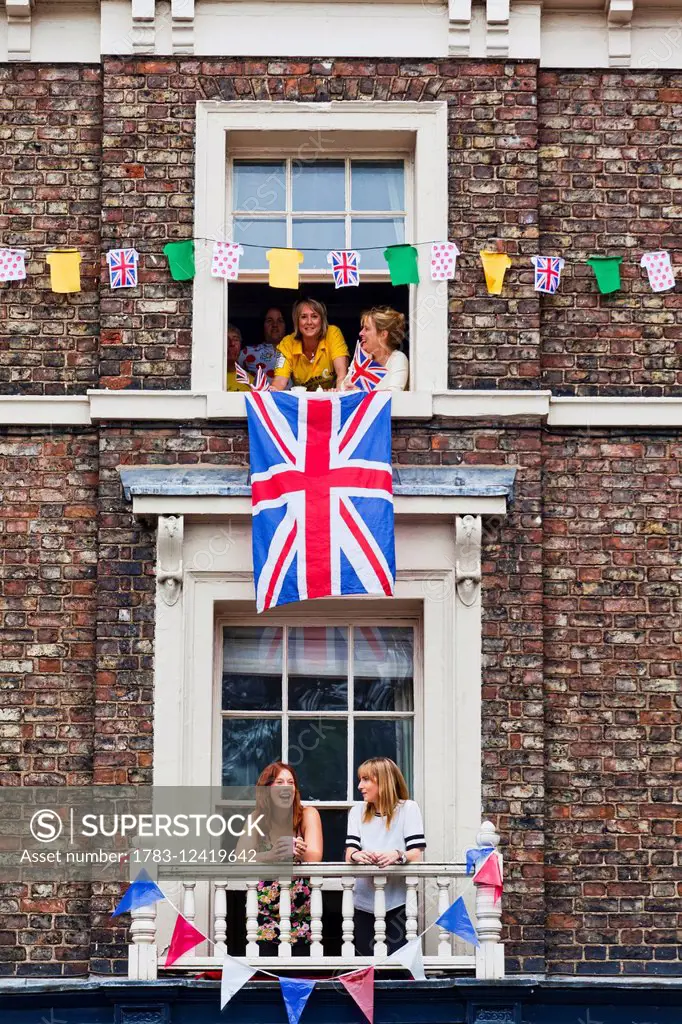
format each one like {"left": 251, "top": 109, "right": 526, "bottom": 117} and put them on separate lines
{"left": 472, "top": 850, "right": 503, "bottom": 903}
{"left": 164, "top": 915, "right": 207, "bottom": 967}
{"left": 340, "top": 966, "right": 374, "bottom": 1024}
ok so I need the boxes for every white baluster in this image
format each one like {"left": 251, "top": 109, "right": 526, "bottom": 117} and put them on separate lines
{"left": 129, "top": 900, "right": 158, "bottom": 979}
{"left": 474, "top": 821, "right": 504, "bottom": 979}
{"left": 405, "top": 875, "right": 419, "bottom": 943}
{"left": 436, "top": 876, "right": 452, "bottom": 958}
{"left": 182, "top": 881, "right": 196, "bottom": 922}
{"left": 214, "top": 881, "right": 227, "bottom": 958}
{"left": 372, "top": 875, "right": 387, "bottom": 959}
{"left": 246, "top": 880, "right": 259, "bottom": 957}
{"left": 278, "top": 878, "right": 292, "bottom": 958}
{"left": 309, "top": 876, "right": 323, "bottom": 958}
{"left": 341, "top": 876, "right": 356, "bottom": 959}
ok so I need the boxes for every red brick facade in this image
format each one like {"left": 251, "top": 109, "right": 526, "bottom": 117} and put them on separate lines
{"left": 1, "top": 58, "right": 681, "bottom": 978}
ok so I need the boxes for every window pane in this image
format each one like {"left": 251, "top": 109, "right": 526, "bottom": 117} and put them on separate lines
{"left": 233, "top": 218, "right": 286, "bottom": 270}
{"left": 354, "top": 719, "right": 413, "bottom": 792}
{"left": 232, "top": 161, "right": 286, "bottom": 213}
{"left": 292, "top": 162, "right": 345, "bottom": 212}
{"left": 351, "top": 219, "right": 405, "bottom": 270}
{"left": 222, "top": 718, "right": 281, "bottom": 786}
{"left": 289, "top": 718, "right": 347, "bottom": 801}
{"left": 292, "top": 219, "right": 345, "bottom": 270}
{"left": 351, "top": 161, "right": 405, "bottom": 212}
{"left": 288, "top": 627, "right": 348, "bottom": 710}
{"left": 353, "top": 627, "right": 413, "bottom": 711}
{"left": 318, "top": 809, "right": 350, "bottom": 863}
{"left": 222, "top": 626, "right": 282, "bottom": 711}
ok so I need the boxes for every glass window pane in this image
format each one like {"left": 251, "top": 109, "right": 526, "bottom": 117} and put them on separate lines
{"left": 232, "top": 161, "right": 286, "bottom": 213}
{"left": 292, "top": 162, "right": 345, "bottom": 212}
{"left": 353, "top": 627, "right": 413, "bottom": 711}
{"left": 354, "top": 718, "right": 413, "bottom": 793}
{"left": 233, "top": 218, "right": 286, "bottom": 270}
{"left": 318, "top": 809, "right": 350, "bottom": 864}
{"left": 289, "top": 718, "right": 347, "bottom": 801}
{"left": 351, "top": 161, "right": 405, "bottom": 212}
{"left": 292, "top": 219, "right": 345, "bottom": 270}
{"left": 222, "top": 626, "right": 282, "bottom": 711}
{"left": 351, "top": 219, "right": 405, "bottom": 270}
{"left": 222, "top": 718, "right": 281, "bottom": 787}
{"left": 288, "top": 627, "right": 348, "bottom": 710}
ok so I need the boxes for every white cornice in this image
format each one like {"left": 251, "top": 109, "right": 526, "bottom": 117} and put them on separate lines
{"left": 4, "top": 391, "right": 682, "bottom": 428}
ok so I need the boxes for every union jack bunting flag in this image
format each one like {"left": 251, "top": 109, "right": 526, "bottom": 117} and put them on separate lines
{"left": 349, "top": 344, "right": 388, "bottom": 392}
{"left": 245, "top": 391, "right": 395, "bottom": 612}
{"left": 532, "top": 255, "right": 564, "bottom": 294}
{"left": 106, "top": 248, "right": 139, "bottom": 289}
{"left": 327, "top": 250, "right": 361, "bottom": 289}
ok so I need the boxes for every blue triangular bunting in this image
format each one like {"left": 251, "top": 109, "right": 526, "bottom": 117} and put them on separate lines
{"left": 112, "top": 868, "right": 165, "bottom": 917}
{"left": 280, "top": 977, "right": 316, "bottom": 1024}
{"left": 435, "top": 896, "right": 479, "bottom": 947}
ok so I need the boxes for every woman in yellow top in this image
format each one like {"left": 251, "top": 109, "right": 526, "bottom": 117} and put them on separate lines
{"left": 272, "top": 299, "right": 349, "bottom": 392}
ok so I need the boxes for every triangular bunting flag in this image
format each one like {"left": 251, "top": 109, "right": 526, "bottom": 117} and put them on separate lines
{"left": 340, "top": 967, "right": 374, "bottom": 1023}
{"left": 220, "top": 954, "right": 256, "bottom": 1009}
{"left": 385, "top": 938, "right": 426, "bottom": 981}
{"left": 479, "top": 251, "right": 511, "bottom": 295}
{"left": 279, "top": 977, "right": 316, "bottom": 1024}
{"left": 473, "top": 850, "right": 503, "bottom": 903}
{"left": 435, "top": 896, "right": 480, "bottom": 947}
{"left": 164, "top": 915, "right": 207, "bottom": 967}
{"left": 465, "top": 845, "right": 494, "bottom": 875}
{"left": 112, "top": 868, "right": 165, "bottom": 917}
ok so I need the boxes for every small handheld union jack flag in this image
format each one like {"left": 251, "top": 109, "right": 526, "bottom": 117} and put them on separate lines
{"left": 532, "top": 255, "right": 564, "bottom": 294}
{"left": 106, "top": 248, "right": 139, "bottom": 289}
{"left": 349, "top": 344, "right": 388, "bottom": 393}
{"left": 327, "top": 250, "right": 360, "bottom": 289}
{"left": 235, "top": 363, "right": 270, "bottom": 392}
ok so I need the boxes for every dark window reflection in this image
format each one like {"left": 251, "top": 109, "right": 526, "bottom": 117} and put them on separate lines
{"left": 222, "top": 626, "right": 282, "bottom": 711}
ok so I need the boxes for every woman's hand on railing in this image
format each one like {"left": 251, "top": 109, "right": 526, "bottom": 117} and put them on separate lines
{"left": 349, "top": 849, "right": 376, "bottom": 865}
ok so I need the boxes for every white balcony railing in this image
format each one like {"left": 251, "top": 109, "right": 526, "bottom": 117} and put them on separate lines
{"left": 128, "top": 821, "right": 504, "bottom": 981}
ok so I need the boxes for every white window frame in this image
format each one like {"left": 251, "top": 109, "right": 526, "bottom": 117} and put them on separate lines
{"left": 193, "top": 101, "right": 448, "bottom": 400}
{"left": 214, "top": 617, "right": 421, "bottom": 824}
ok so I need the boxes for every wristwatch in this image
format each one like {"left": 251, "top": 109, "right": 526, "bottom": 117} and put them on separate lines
{"left": 396, "top": 850, "right": 407, "bottom": 865}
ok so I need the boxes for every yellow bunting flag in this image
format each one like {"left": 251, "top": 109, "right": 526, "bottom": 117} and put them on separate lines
{"left": 46, "top": 249, "right": 82, "bottom": 293}
{"left": 266, "top": 248, "right": 304, "bottom": 290}
{"left": 479, "top": 251, "right": 511, "bottom": 295}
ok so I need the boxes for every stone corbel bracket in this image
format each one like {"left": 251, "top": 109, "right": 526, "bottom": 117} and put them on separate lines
{"left": 156, "top": 515, "right": 184, "bottom": 607}
{"left": 132, "top": 0, "right": 156, "bottom": 54}
{"left": 455, "top": 514, "right": 482, "bottom": 607}
{"left": 448, "top": 0, "right": 472, "bottom": 56}
{"left": 6, "top": 0, "right": 34, "bottom": 62}
{"left": 172, "top": 0, "right": 194, "bottom": 54}
{"left": 606, "top": 0, "right": 633, "bottom": 67}
{"left": 486, "top": 0, "right": 510, "bottom": 57}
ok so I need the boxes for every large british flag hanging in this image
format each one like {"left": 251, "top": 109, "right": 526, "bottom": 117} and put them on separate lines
{"left": 245, "top": 391, "right": 395, "bottom": 612}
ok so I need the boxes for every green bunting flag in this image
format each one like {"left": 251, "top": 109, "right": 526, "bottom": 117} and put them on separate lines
{"left": 163, "top": 239, "right": 195, "bottom": 281}
{"left": 383, "top": 244, "right": 419, "bottom": 286}
{"left": 586, "top": 255, "right": 622, "bottom": 295}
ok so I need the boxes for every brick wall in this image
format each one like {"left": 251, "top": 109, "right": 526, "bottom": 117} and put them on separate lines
{"left": 0, "top": 67, "right": 101, "bottom": 396}
{"left": 543, "top": 431, "right": 682, "bottom": 974}
{"left": 100, "top": 58, "right": 540, "bottom": 390}
{"left": 0, "top": 429, "right": 98, "bottom": 975}
{"left": 538, "top": 71, "right": 682, "bottom": 396}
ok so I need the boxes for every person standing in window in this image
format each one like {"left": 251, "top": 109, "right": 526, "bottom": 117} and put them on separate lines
{"left": 226, "top": 324, "right": 250, "bottom": 392}
{"left": 340, "top": 307, "right": 409, "bottom": 392}
{"left": 272, "top": 298, "right": 349, "bottom": 392}
{"left": 345, "top": 757, "right": 425, "bottom": 956}
{"left": 239, "top": 307, "right": 287, "bottom": 382}
{"left": 236, "top": 761, "right": 323, "bottom": 955}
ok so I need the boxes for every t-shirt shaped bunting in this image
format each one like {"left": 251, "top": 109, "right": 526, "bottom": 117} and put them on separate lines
{"left": 0, "top": 248, "right": 27, "bottom": 282}
{"left": 211, "top": 242, "right": 244, "bottom": 280}
{"left": 244, "top": 391, "right": 395, "bottom": 612}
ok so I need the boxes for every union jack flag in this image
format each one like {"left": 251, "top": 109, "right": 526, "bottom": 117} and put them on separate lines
{"left": 236, "top": 363, "right": 270, "bottom": 391}
{"left": 349, "top": 344, "right": 388, "bottom": 392}
{"left": 106, "top": 248, "right": 139, "bottom": 289}
{"left": 328, "top": 249, "right": 360, "bottom": 289}
{"left": 532, "top": 255, "right": 564, "bottom": 294}
{"left": 246, "top": 391, "right": 395, "bottom": 612}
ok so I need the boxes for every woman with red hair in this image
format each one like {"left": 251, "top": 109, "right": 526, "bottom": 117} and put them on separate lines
{"left": 238, "top": 761, "right": 323, "bottom": 954}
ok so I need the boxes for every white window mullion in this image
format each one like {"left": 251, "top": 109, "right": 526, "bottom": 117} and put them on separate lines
{"left": 347, "top": 624, "right": 354, "bottom": 803}
{"left": 345, "top": 158, "right": 352, "bottom": 251}
{"left": 286, "top": 158, "right": 293, "bottom": 249}
{"left": 282, "top": 625, "right": 289, "bottom": 762}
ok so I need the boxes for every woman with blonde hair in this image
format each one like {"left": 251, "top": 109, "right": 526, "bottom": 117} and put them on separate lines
{"left": 272, "top": 297, "right": 349, "bottom": 392}
{"left": 341, "top": 306, "right": 409, "bottom": 392}
{"left": 345, "top": 756, "right": 425, "bottom": 955}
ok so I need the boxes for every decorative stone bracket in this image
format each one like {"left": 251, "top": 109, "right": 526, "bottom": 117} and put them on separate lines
{"left": 455, "top": 514, "right": 482, "bottom": 607}
{"left": 156, "top": 515, "right": 184, "bottom": 606}
{"left": 6, "top": 0, "right": 34, "bottom": 61}
{"left": 605, "top": 0, "right": 633, "bottom": 66}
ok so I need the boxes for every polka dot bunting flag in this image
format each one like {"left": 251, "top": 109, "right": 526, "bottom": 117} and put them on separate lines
{"left": 211, "top": 242, "right": 244, "bottom": 281}
{"left": 640, "top": 250, "right": 676, "bottom": 293}
{"left": 430, "top": 242, "right": 460, "bottom": 281}
{"left": 0, "top": 248, "right": 27, "bottom": 283}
